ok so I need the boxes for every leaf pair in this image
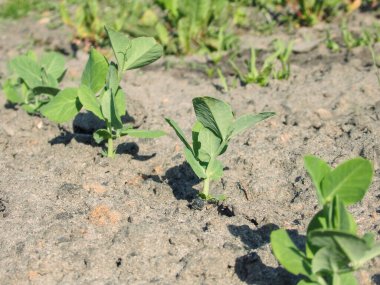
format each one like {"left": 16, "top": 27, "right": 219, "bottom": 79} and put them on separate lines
{"left": 271, "top": 156, "right": 378, "bottom": 285}
{"left": 304, "top": 156, "right": 373, "bottom": 206}
{"left": 166, "top": 96, "right": 274, "bottom": 199}
{"left": 3, "top": 51, "right": 66, "bottom": 114}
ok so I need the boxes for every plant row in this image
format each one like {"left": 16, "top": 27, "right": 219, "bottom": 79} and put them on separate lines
{"left": 1, "top": 25, "right": 379, "bottom": 285}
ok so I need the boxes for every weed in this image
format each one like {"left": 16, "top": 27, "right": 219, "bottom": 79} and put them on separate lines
{"left": 166, "top": 96, "right": 274, "bottom": 201}
{"left": 271, "top": 155, "right": 380, "bottom": 285}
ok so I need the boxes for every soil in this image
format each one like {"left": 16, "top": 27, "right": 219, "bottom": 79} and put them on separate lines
{"left": 0, "top": 11, "right": 379, "bottom": 285}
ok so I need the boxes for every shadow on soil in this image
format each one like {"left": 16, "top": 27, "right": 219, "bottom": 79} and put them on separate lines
{"left": 49, "top": 112, "right": 156, "bottom": 161}
{"left": 164, "top": 162, "right": 200, "bottom": 201}
{"left": 373, "top": 274, "right": 380, "bottom": 285}
{"left": 228, "top": 224, "right": 304, "bottom": 285}
{"left": 141, "top": 162, "right": 199, "bottom": 201}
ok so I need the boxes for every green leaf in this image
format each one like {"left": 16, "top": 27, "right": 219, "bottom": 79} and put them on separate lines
{"left": 165, "top": 118, "right": 193, "bottom": 152}
{"left": 334, "top": 272, "right": 358, "bottom": 285}
{"left": 106, "top": 62, "right": 119, "bottom": 94}
{"left": 229, "top": 112, "right": 275, "bottom": 139}
{"left": 124, "top": 37, "right": 163, "bottom": 70}
{"left": 206, "top": 158, "right": 223, "bottom": 180}
{"left": 78, "top": 85, "right": 104, "bottom": 120}
{"left": 81, "top": 48, "right": 108, "bottom": 94}
{"left": 40, "top": 68, "right": 59, "bottom": 88}
{"left": 297, "top": 281, "right": 319, "bottom": 285}
{"left": 309, "top": 230, "right": 380, "bottom": 269}
{"left": 192, "top": 96, "right": 234, "bottom": 141}
{"left": 93, "top": 129, "right": 111, "bottom": 144}
{"left": 114, "top": 87, "right": 126, "bottom": 117}
{"left": 312, "top": 246, "right": 349, "bottom": 274}
{"left": 197, "top": 125, "right": 222, "bottom": 162}
{"left": 184, "top": 148, "right": 207, "bottom": 179}
{"left": 3, "top": 80, "right": 23, "bottom": 103}
{"left": 40, "top": 52, "right": 66, "bottom": 80}
{"left": 100, "top": 89, "right": 122, "bottom": 129}
{"left": 40, "top": 88, "right": 82, "bottom": 123}
{"left": 33, "top": 86, "right": 60, "bottom": 96}
{"left": 105, "top": 26, "right": 131, "bottom": 71}
{"left": 10, "top": 55, "right": 42, "bottom": 88}
{"left": 321, "top": 158, "right": 373, "bottom": 205}
{"left": 270, "top": 229, "right": 311, "bottom": 276}
{"left": 122, "top": 129, "right": 166, "bottom": 138}
{"left": 304, "top": 155, "right": 332, "bottom": 205}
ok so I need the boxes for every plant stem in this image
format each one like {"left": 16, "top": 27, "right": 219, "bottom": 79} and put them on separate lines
{"left": 107, "top": 137, "right": 114, "bottom": 158}
{"left": 202, "top": 177, "right": 210, "bottom": 197}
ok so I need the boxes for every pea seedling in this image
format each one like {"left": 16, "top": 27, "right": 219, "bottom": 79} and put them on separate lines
{"left": 3, "top": 51, "right": 66, "bottom": 114}
{"left": 166, "top": 96, "right": 274, "bottom": 201}
{"left": 271, "top": 156, "right": 380, "bottom": 285}
{"left": 41, "top": 26, "right": 165, "bottom": 157}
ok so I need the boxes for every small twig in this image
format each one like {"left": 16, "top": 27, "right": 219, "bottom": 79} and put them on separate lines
{"left": 236, "top": 181, "right": 250, "bottom": 201}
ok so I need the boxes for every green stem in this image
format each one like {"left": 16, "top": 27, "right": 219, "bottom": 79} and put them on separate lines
{"left": 107, "top": 137, "right": 114, "bottom": 158}
{"left": 202, "top": 177, "right": 210, "bottom": 197}
{"left": 106, "top": 122, "right": 114, "bottom": 158}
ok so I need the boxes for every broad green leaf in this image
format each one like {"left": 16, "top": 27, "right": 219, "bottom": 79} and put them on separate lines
{"left": 40, "top": 88, "right": 82, "bottom": 123}
{"left": 309, "top": 230, "right": 380, "bottom": 269}
{"left": 229, "top": 112, "right": 275, "bottom": 139}
{"left": 192, "top": 96, "right": 234, "bottom": 141}
{"left": 105, "top": 26, "right": 131, "bottom": 70}
{"left": 78, "top": 85, "right": 104, "bottom": 120}
{"left": 321, "top": 158, "right": 373, "bottom": 205}
{"left": 165, "top": 118, "right": 193, "bottom": 152}
{"left": 312, "top": 246, "right": 349, "bottom": 274}
{"left": 197, "top": 126, "right": 222, "bottom": 162}
{"left": 114, "top": 88, "right": 126, "bottom": 117}
{"left": 93, "top": 129, "right": 111, "bottom": 144}
{"left": 304, "top": 155, "right": 332, "bottom": 205}
{"left": 10, "top": 55, "right": 42, "bottom": 88}
{"left": 81, "top": 48, "right": 108, "bottom": 94}
{"left": 270, "top": 229, "right": 311, "bottom": 276}
{"left": 40, "top": 52, "right": 66, "bottom": 79}
{"left": 184, "top": 148, "right": 207, "bottom": 179}
{"left": 206, "top": 158, "right": 223, "bottom": 180}
{"left": 124, "top": 37, "right": 163, "bottom": 70}
{"left": 122, "top": 129, "right": 166, "bottom": 138}
{"left": 100, "top": 89, "right": 123, "bottom": 129}
{"left": 3, "top": 80, "right": 23, "bottom": 103}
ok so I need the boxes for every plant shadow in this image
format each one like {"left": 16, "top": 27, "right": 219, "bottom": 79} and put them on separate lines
{"left": 115, "top": 142, "right": 156, "bottom": 161}
{"left": 373, "top": 274, "right": 380, "bottom": 285}
{"left": 228, "top": 224, "right": 305, "bottom": 285}
{"left": 49, "top": 112, "right": 156, "bottom": 161}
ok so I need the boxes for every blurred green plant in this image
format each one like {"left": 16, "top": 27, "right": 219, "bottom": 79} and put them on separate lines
{"left": 229, "top": 40, "right": 293, "bottom": 87}
{"left": 2, "top": 51, "right": 66, "bottom": 114}
{"left": 0, "top": 0, "right": 56, "bottom": 19}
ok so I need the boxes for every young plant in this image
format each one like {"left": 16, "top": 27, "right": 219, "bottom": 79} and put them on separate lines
{"left": 229, "top": 40, "right": 292, "bottom": 86}
{"left": 41, "top": 26, "right": 165, "bottom": 157}
{"left": 2, "top": 51, "right": 66, "bottom": 114}
{"left": 166, "top": 96, "right": 274, "bottom": 201}
{"left": 271, "top": 156, "right": 380, "bottom": 285}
